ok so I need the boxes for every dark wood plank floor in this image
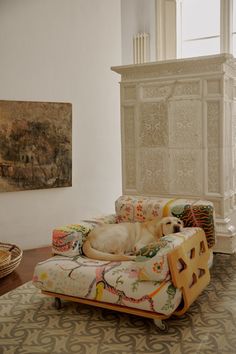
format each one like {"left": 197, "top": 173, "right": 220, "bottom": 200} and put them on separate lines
{"left": 0, "top": 246, "right": 51, "bottom": 296}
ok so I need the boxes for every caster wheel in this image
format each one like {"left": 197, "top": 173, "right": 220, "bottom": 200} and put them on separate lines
{"left": 153, "top": 319, "right": 169, "bottom": 332}
{"left": 54, "top": 297, "right": 62, "bottom": 310}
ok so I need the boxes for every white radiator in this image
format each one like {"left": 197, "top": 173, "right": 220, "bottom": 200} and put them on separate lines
{"left": 133, "top": 32, "right": 150, "bottom": 64}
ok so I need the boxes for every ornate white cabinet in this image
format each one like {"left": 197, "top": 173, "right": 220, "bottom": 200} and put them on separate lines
{"left": 112, "top": 54, "right": 236, "bottom": 253}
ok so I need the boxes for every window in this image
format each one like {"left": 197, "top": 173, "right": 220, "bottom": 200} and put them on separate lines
{"left": 180, "top": 0, "right": 220, "bottom": 58}
{"left": 156, "top": 0, "right": 234, "bottom": 61}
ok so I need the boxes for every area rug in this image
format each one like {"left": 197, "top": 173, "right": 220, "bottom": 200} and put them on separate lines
{"left": 0, "top": 253, "right": 236, "bottom": 354}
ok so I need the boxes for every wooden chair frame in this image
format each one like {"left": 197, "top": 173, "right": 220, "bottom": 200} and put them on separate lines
{"left": 42, "top": 232, "right": 210, "bottom": 329}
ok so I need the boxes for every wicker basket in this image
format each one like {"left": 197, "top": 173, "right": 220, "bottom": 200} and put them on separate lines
{"left": 0, "top": 243, "right": 23, "bottom": 278}
{"left": 0, "top": 249, "right": 11, "bottom": 266}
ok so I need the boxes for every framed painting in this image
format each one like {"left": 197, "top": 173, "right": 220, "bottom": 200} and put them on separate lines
{"left": 0, "top": 100, "right": 72, "bottom": 192}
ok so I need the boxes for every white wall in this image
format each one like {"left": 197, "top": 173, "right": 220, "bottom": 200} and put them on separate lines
{"left": 121, "top": 0, "right": 156, "bottom": 64}
{"left": 0, "top": 0, "right": 122, "bottom": 249}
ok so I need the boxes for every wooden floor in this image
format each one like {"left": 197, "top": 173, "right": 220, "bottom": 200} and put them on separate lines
{"left": 0, "top": 246, "right": 51, "bottom": 296}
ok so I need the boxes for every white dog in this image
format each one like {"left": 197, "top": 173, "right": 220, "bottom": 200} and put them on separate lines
{"left": 82, "top": 216, "right": 183, "bottom": 261}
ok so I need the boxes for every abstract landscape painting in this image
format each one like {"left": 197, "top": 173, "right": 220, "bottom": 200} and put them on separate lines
{"left": 0, "top": 100, "right": 72, "bottom": 192}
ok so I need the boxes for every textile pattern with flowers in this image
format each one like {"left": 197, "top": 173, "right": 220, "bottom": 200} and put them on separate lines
{"left": 152, "top": 259, "right": 164, "bottom": 273}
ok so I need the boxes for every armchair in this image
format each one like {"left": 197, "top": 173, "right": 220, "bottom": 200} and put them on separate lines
{"left": 33, "top": 195, "right": 215, "bottom": 331}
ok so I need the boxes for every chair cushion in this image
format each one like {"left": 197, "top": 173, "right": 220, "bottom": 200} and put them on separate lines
{"left": 115, "top": 195, "right": 215, "bottom": 248}
{"left": 134, "top": 227, "right": 205, "bottom": 282}
{"left": 33, "top": 255, "right": 182, "bottom": 316}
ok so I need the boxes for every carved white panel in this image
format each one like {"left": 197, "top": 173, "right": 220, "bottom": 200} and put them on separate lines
{"left": 229, "top": 147, "right": 233, "bottom": 192}
{"left": 225, "top": 101, "right": 232, "bottom": 147}
{"left": 233, "top": 81, "right": 236, "bottom": 98}
{"left": 207, "top": 148, "right": 220, "bottom": 194}
{"left": 173, "top": 80, "right": 200, "bottom": 97}
{"left": 137, "top": 148, "right": 169, "bottom": 194}
{"left": 206, "top": 101, "right": 221, "bottom": 193}
{"left": 124, "top": 147, "right": 136, "bottom": 190}
{"left": 123, "top": 106, "right": 135, "bottom": 146}
{"left": 142, "top": 80, "right": 200, "bottom": 100}
{"left": 224, "top": 147, "right": 231, "bottom": 193}
{"left": 206, "top": 199, "right": 222, "bottom": 217}
{"left": 123, "top": 86, "right": 136, "bottom": 101}
{"left": 169, "top": 100, "right": 202, "bottom": 148}
{"left": 230, "top": 195, "right": 234, "bottom": 209}
{"left": 207, "top": 101, "right": 220, "bottom": 148}
{"left": 224, "top": 198, "right": 231, "bottom": 215}
{"left": 232, "top": 104, "right": 236, "bottom": 152}
{"left": 233, "top": 147, "right": 236, "bottom": 192}
{"left": 224, "top": 78, "right": 233, "bottom": 100}
{"left": 233, "top": 100, "right": 236, "bottom": 116}
{"left": 212, "top": 200, "right": 222, "bottom": 217}
{"left": 207, "top": 79, "right": 221, "bottom": 95}
{"left": 123, "top": 106, "right": 136, "bottom": 190}
{"left": 142, "top": 83, "right": 173, "bottom": 99}
{"left": 169, "top": 149, "right": 202, "bottom": 195}
{"left": 139, "top": 102, "right": 168, "bottom": 147}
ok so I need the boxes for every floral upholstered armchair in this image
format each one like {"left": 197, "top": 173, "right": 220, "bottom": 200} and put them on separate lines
{"left": 33, "top": 195, "right": 215, "bottom": 331}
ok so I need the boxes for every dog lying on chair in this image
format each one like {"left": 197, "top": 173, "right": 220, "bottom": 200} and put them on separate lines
{"left": 82, "top": 216, "right": 183, "bottom": 261}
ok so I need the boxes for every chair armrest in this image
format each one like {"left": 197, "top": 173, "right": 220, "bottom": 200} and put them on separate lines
{"left": 168, "top": 229, "right": 210, "bottom": 316}
{"left": 52, "top": 214, "right": 117, "bottom": 256}
{"left": 134, "top": 228, "right": 208, "bottom": 282}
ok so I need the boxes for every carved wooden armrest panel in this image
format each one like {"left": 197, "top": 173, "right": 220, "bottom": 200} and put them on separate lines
{"left": 167, "top": 230, "right": 210, "bottom": 316}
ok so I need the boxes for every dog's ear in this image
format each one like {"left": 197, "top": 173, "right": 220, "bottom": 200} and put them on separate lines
{"left": 155, "top": 222, "right": 163, "bottom": 239}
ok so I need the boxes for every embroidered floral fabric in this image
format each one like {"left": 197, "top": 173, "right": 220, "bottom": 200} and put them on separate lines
{"left": 134, "top": 228, "right": 204, "bottom": 282}
{"left": 33, "top": 255, "right": 182, "bottom": 316}
{"left": 115, "top": 195, "right": 215, "bottom": 248}
{"left": 34, "top": 197, "right": 214, "bottom": 319}
{"left": 52, "top": 215, "right": 116, "bottom": 256}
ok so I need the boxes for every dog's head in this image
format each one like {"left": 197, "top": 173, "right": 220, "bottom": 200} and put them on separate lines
{"left": 156, "top": 216, "right": 183, "bottom": 238}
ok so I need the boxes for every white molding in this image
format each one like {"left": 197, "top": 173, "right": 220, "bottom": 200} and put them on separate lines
{"left": 214, "top": 214, "right": 236, "bottom": 253}
{"left": 176, "top": 0, "right": 183, "bottom": 58}
{"left": 155, "top": 0, "right": 164, "bottom": 60}
{"left": 155, "top": 0, "right": 178, "bottom": 60}
{"left": 220, "top": 0, "right": 233, "bottom": 54}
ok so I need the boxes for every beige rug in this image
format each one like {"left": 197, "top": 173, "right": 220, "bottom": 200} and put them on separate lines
{"left": 0, "top": 253, "right": 236, "bottom": 354}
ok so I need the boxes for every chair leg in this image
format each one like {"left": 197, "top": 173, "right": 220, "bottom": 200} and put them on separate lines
{"left": 54, "top": 297, "right": 62, "bottom": 310}
{"left": 153, "top": 319, "right": 169, "bottom": 332}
